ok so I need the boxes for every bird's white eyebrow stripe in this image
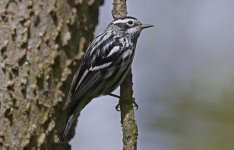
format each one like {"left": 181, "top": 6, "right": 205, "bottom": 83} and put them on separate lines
{"left": 90, "top": 62, "right": 112, "bottom": 71}
{"left": 113, "top": 19, "right": 135, "bottom": 24}
{"left": 107, "top": 46, "right": 120, "bottom": 57}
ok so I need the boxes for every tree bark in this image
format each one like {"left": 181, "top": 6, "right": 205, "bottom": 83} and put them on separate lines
{"left": 112, "top": 1, "right": 138, "bottom": 150}
{"left": 0, "top": 0, "right": 103, "bottom": 150}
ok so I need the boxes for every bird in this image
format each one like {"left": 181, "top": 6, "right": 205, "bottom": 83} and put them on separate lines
{"left": 58, "top": 16, "right": 153, "bottom": 141}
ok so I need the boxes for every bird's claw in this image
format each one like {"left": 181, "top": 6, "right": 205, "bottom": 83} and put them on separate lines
{"left": 115, "top": 97, "right": 138, "bottom": 111}
{"left": 131, "top": 98, "right": 138, "bottom": 110}
{"left": 115, "top": 103, "right": 121, "bottom": 111}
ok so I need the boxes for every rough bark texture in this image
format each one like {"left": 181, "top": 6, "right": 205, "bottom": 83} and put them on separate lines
{"left": 112, "top": 1, "right": 138, "bottom": 150}
{"left": 0, "top": 0, "right": 103, "bottom": 150}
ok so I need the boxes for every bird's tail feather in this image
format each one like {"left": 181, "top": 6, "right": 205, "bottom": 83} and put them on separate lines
{"left": 58, "top": 99, "right": 91, "bottom": 141}
{"left": 58, "top": 112, "right": 80, "bottom": 141}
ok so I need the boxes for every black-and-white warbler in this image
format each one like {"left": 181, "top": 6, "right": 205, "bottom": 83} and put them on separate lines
{"left": 59, "top": 16, "right": 153, "bottom": 141}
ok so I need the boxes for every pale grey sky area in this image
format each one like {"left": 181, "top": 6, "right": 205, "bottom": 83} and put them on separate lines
{"left": 72, "top": 0, "right": 234, "bottom": 150}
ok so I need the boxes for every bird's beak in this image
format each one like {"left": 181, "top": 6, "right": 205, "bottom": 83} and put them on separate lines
{"left": 141, "top": 24, "right": 154, "bottom": 29}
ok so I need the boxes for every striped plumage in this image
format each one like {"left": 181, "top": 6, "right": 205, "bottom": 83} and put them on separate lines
{"left": 59, "top": 16, "right": 153, "bottom": 141}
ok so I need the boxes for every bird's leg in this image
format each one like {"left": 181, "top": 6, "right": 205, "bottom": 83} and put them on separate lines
{"left": 108, "top": 93, "right": 138, "bottom": 111}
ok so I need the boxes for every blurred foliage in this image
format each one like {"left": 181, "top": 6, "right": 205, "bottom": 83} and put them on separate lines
{"left": 148, "top": 78, "right": 234, "bottom": 150}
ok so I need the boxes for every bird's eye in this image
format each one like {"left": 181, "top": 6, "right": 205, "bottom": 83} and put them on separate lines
{"left": 127, "top": 21, "right": 134, "bottom": 26}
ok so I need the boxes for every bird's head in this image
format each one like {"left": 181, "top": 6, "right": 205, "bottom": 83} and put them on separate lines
{"left": 109, "top": 16, "right": 153, "bottom": 39}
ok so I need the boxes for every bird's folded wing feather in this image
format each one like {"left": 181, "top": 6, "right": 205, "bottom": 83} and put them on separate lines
{"left": 63, "top": 68, "right": 102, "bottom": 111}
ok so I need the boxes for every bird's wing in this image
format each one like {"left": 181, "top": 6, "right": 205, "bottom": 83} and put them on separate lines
{"left": 63, "top": 31, "right": 123, "bottom": 111}
{"left": 63, "top": 69, "right": 101, "bottom": 109}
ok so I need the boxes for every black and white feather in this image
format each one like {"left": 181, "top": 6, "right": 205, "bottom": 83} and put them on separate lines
{"left": 59, "top": 16, "right": 153, "bottom": 141}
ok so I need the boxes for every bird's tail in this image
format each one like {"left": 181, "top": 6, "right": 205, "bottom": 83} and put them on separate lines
{"left": 58, "top": 98, "right": 91, "bottom": 141}
{"left": 58, "top": 110, "right": 80, "bottom": 142}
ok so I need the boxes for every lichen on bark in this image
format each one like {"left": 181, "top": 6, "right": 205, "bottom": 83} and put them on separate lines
{"left": 0, "top": 0, "right": 103, "bottom": 149}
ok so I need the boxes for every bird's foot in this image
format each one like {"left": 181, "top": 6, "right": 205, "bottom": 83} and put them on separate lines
{"left": 108, "top": 93, "right": 138, "bottom": 111}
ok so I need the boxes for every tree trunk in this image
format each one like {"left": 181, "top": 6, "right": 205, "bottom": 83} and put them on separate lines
{"left": 0, "top": 0, "right": 103, "bottom": 149}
